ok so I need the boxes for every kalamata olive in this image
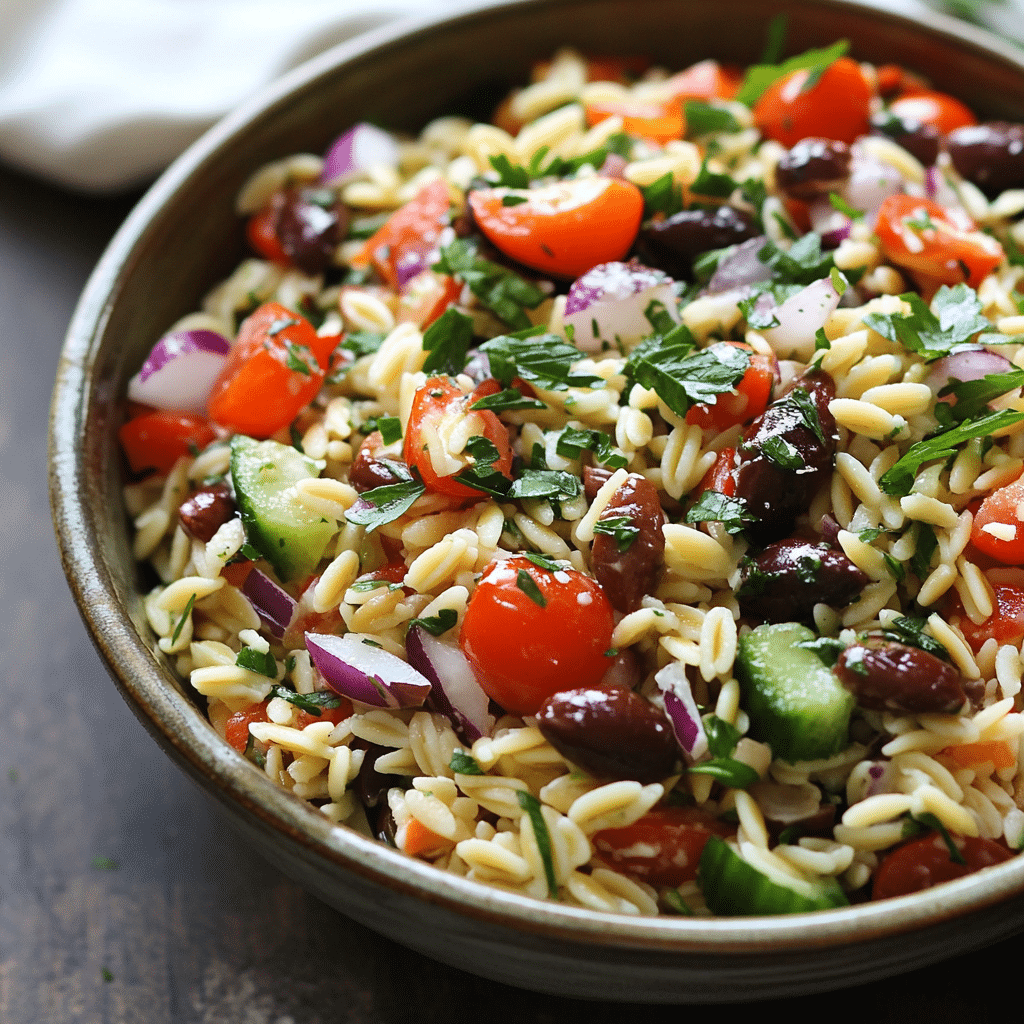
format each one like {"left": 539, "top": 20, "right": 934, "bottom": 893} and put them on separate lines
{"left": 537, "top": 686, "right": 680, "bottom": 783}
{"left": 775, "top": 138, "right": 852, "bottom": 200}
{"left": 640, "top": 205, "right": 760, "bottom": 278}
{"left": 591, "top": 473, "right": 666, "bottom": 612}
{"left": 273, "top": 186, "right": 348, "bottom": 275}
{"left": 583, "top": 464, "right": 614, "bottom": 502}
{"left": 352, "top": 738, "right": 391, "bottom": 809}
{"left": 947, "top": 122, "right": 1024, "bottom": 198}
{"left": 734, "top": 370, "right": 839, "bottom": 545}
{"left": 870, "top": 111, "right": 940, "bottom": 167}
{"left": 737, "top": 539, "right": 868, "bottom": 623}
{"left": 834, "top": 638, "right": 966, "bottom": 714}
{"left": 178, "top": 483, "right": 235, "bottom": 543}
{"left": 349, "top": 431, "right": 407, "bottom": 493}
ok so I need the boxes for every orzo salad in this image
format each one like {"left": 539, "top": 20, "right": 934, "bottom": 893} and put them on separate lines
{"left": 121, "top": 36, "right": 1024, "bottom": 916}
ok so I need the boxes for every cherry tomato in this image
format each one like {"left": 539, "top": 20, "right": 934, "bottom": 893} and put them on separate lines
{"left": 592, "top": 806, "right": 734, "bottom": 886}
{"left": 460, "top": 555, "right": 615, "bottom": 714}
{"left": 664, "top": 59, "right": 743, "bottom": 101}
{"left": 753, "top": 56, "right": 873, "bottom": 147}
{"left": 396, "top": 269, "right": 463, "bottom": 328}
{"left": 354, "top": 179, "right": 452, "bottom": 289}
{"left": 946, "top": 582, "right": 1024, "bottom": 651}
{"left": 225, "top": 701, "right": 271, "bottom": 751}
{"left": 467, "top": 177, "right": 644, "bottom": 279}
{"left": 872, "top": 832, "right": 1013, "bottom": 900}
{"left": 685, "top": 343, "right": 776, "bottom": 431}
{"left": 246, "top": 204, "right": 289, "bottom": 264}
{"left": 695, "top": 446, "right": 738, "bottom": 498}
{"left": 889, "top": 91, "right": 977, "bottom": 137}
{"left": 207, "top": 302, "right": 334, "bottom": 439}
{"left": 403, "top": 377, "right": 513, "bottom": 501}
{"left": 584, "top": 97, "right": 684, "bottom": 144}
{"left": 971, "top": 475, "right": 1024, "bottom": 563}
{"left": 875, "top": 194, "right": 1004, "bottom": 289}
{"left": 118, "top": 409, "right": 217, "bottom": 476}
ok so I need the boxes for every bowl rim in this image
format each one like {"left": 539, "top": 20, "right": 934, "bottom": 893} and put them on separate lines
{"left": 50, "top": 0, "right": 1024, "bottom": 956}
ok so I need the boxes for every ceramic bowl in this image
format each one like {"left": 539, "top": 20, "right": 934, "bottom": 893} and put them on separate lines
{"left": 50, "top": 0, "right": 1024, "bottom": 1002}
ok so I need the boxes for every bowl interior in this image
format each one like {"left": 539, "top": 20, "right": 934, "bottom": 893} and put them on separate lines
{"left": 51, "top": 0, "right": 1024, "bottom": 1001}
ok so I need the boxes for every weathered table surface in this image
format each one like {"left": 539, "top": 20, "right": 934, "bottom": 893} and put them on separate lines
{"left": 2, "top": 161, "right": 1021, "bottom": 1023}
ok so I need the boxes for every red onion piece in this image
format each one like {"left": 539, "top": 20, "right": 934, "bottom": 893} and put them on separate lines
{"left": 563, "top": 260, "right": 678, "bottom": 352}
{"left": 925, "top": 346, "right": 1016, "bottom": 396}
{"left": 655, "top": 662, "right": 708, "bottom": 764}
{"left": 705, "top": 236, "right": 771, "bottom": 294}
{"left": 305, "top": 632, "right": 431, "bottom": 708}
{"left": 844, "top": 145, "right": 904, "bottom": 227}
{"left": 406, "top": 624, "right": 494, "bottom": 742}
{"left": 241, "top": 566, "right": 297, "bottom": 639}
{"left": 808, "top": 198, "right": 852, "bottom": 249}
{"left": 321, "top": 123, "right": 400, "bottom": 184}
{"left": 127, "top": 329, "right": 230, "bottom": 414}
{"left": 761, "top": 276, "right": 842, "bottom": 361}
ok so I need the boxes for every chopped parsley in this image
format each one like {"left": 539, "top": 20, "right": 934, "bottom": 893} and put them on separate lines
{"left": 469, "top": 387, "right": 547, "bottom": 412}
{"left": 688, "top": 758, "right": 759, "bottom": 788}
{"left": 904, "top": 811, "right": 966, "bottom": 864}
{"left": 456, "top": 435, "right": 514, "bottom": 497}
{"left": 407, "top": 608, "right": 459, "bottom": 637}
{"left": 910, "top": 522, "right": 938, "bottom": 579}
{"left": 593, "top": 515, "right": 640, "bottom": 551}
{"left": 516, "top": 790, "right": 558, "bottom": 897}
{"left": 480, "top": 327, "right": 603, "bottom": 392}
{"left": 703, "top": 715, "right": 742, "bottom": 758}
{"left": 685, "top": 490, "right": 756, "bottom": 535}
{"left": 554, "top": 425, "right": 627, "bottom": 468}
{"left": 524, "top": 551, "right": 563, "bottom": 572}
{"left": 735, "top": 39, "right": 849, "bottom": 106}
{"left": 421, "top": 306, "right": 474, "bottom": 375}
{"left": 344, "top": 462, "right": 426, "bottom": 530}
{"left": 341, "top": 330, "right": 386, "bottom": 359}
{"left": 878, "top": 616, "right": 950, "bottom": 661}
{"left": 170, "top": 594, "right": 196, "bottom": 645}
{"left": 684, "top": 100, "right": 741, "bottom": 137}
{"left": 269, "top": 685, "right": 343, "bottom": 715}
{"left": 285, "top": 342, "right": 316, "bottom": 375}
{"left": 760, "top": 434, "right": 803, "bottom": 470}
{"left": 507, "top": 468, "right": 582, "bottom": 501}
{"left": 641, "top": 172, "right": 684, "bottom": 218}
{"left": 450, "top": 749, "right": 486, "bottom": 775}
{"left": 516, "top": 568, "right": 547, "bottom": 607}
{"left": 795, "top": 635, "right": 847, "bottom": 668}
{"left": 236, "top": 646, "right": 278, "bottom": 678}
{"left": 935, "top": 368, "right": 1024, "bottom": 425}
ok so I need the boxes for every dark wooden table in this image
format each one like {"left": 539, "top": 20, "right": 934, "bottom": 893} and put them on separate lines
{"left": 2, "top": 160, "right": 1021, "bottom": 1023}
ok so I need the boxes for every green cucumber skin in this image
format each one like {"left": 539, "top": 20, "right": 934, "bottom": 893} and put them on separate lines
{"left": 735, "top": 622, "right": 854, "bottom": 763}
{"left": 698, "top": 835, "right": 849, "bottom": 916}
{"left": 230, "top": 435, "right": 334, "bottom": 583}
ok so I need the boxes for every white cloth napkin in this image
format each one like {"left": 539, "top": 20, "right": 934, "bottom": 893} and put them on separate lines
{"left": 0, "top": 0, "right": 1016, "bottom": 194}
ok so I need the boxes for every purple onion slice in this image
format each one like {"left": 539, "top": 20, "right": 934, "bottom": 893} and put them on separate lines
{"left": 406, "top": 624, "right": 493, "bottom": 742}
{"left": 127, "top": 329, "right": 230, "bottom": 414}
{"left": 925, "top": 346, "right": 1016, "bottom": 397}
{"left": 761, "top": 276, "right": 842, "bottom": 361}
{"left": 655, "top": 662, "right": 708, "bottom": 764}
{"left": 305, "top": 632, "right": 431, "bottom": 709}
{"left": 321, "top": 123, "right": 400, "bottom": 185}
{"left": 241, "top": 566, "right": 296, "bottom": 639}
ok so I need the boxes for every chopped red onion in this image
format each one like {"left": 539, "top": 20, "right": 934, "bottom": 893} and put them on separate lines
{"left": 395, "top": 248, "right": 432, "bottom": 288}
{"left": 321, "top": 123, "right": 400, "bottom": 185}
{"left": 845, "top": 145, "right": 904, "bottom": 226}
{"left": 563, "top": 260, "right": 678, "bottom": 353}
{"left": 305, "top": 632, "right": 431, "bottom": 708}
{"left": 925, "top": 346, "right": 1016, "bottom": 397}
{"left": 406, "top": 624, "right": 494, "bottom": 742}
{"left": 241, "top": 566, "right": 296, "bottom": 639}
{"left": 655, "top": 662, "right": 708, "bottom": 764}
{"left": 127, "top": 329, "right": 230, "bottom": 414}
{"left": 705, "top": 236, "right": 771, "bottom": 294}
{"left": 761, "top": 276, "right": 842, "bottom": 361}
{"left": 808, "top": 197, "right": 852, "bottom": 249}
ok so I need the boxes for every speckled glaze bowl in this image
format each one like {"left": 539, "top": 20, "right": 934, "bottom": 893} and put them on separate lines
{"left": 50, "top": 0, "right": 1024, "bottom": 1002}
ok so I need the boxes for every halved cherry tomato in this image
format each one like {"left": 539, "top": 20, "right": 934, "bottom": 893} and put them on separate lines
{"left": 872, "top": 832, "right": 1013, "bottom": 900}
{"left": 403, "top": 377, "right": 513, "bottom": 501}
{"left": 353, "top": 179, "right": 452, "bottom": 289}
{"left": 246, "top": 204, "right": 289, "bottom": 265}
{"left": 460, "top": 554, "right": 615, "bottom": 714}
{"left": 225, "top": 701, "right": 271, "bottom": 751}
{"left": 664, "top": 59, "right": 743, "bottom": 101}
{"left": 118, "top": 409, "right": 217, "bottom": 475}
{"left": 889, "top": 91, "right": 977, "bottom": 137}
{"left": 467, "top": 177, "right": 644, "bottom": 279}
{"left": 971, "top": 474, "right": 1024, "bottom": 563}
{"left": 696, "top": 446, "right": 738, "bottom": 498}
{"left": 584, "top": 97, "right": 684, "bottom": 144}
{"left": 207, "top": 302, "right": 334, "bottom": 439}
{"left": 592, "top": 806, "right": 734, "bottom": 886}
{"left": 753, "top": 56, "right": 873, "bottom": 147}
{"left": 875, "top": 194, "right": 1004, "bottom": 290}
{"left": 685, "top": 343, "right": 775, "bottom": 431}
{"left": 397, "top": 269, "right": 463, "bottom": 328}
{"left": 946, "top": 582, "right": 1024, "bottom": 651}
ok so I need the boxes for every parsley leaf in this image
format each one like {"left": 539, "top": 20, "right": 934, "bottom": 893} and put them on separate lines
{"left": 879, "top": 616, "right": 950, "bottom": 660}
{"left": 344, "top": 463, "right": 426, "bottom": 530}
{"left": 480, "top": 328, "right": 603, "bottom": 392}
{"left": 688, "top": 758, "right": 760, "bottom": 788}
{"left": 685, "top": 490, "right": 756, "bottom": 534}
{"left": 170, "top": 593, "right": 195, "bottom": 645}
{"left": 905, "top": 812, "right": 966, "bottom": 864}
{"left": 507, "top": 468, "right": 582, "bottom": 501}
{"left": 434, "top": 239, "right": 544, "bottom": 329}
{"left": 422, "top": 307, "right": 474, "bottom": 375}
{"left": 593, "top": 515, "right": 640, "bottom": 551}
{"left": 554, "top": 425, "right": 627, "bottom": 468}
{"left": 524, "top": 551, "right": 562, "bottom": 572}
{"left": 469, "top": 387, "right": 547, "bottom": 412}
{"left": 758, "top": 233, "right": 835, "bottom": 284}
{"left": 407, "top": 608, "right": 459, "bottom": 637}
{"left": 516, "top": 568, "right": 547, "bottom": 607}
{"left": 684, "top": 100, "right": 741, "bottom": 137}
{"left": 735, "top": 39, "right": 850, "bottom": 106}
{"left": 341, "top": 330, "right": 386, "bottom": 359}
{"left": 641, "top": 172, "right": 684, "bottom": 218}
{"left": 703, "top": 715, "right": 741, "bottom": 758}
{"left": 236, "top": 646, "right": 278, "bottom": 678}
{"left": 937, "top": 368, "right": 1024, "bottom": 421}
{"left": 795, "top": 636, "right": 847, "bottom": 668}
{"left": 456, "top": 435, "right": 513, "bottom": 496}
{"left": 450, "top": 749, "right": 486, "bottom": 775}
{"left": 760, "top": 434, "right": 804, "bottom": 469}
{"left": 269, "top": 685, "right": 342, "bottom": 715}
{"left": 691, "top": 160, "right": 737, "bottom": 198}
{"left": 910, "top": 522, "right": 938, "bottom": 579}
{"left": 862, "top": 285, "right": 990, "bottom": 361}
{"left": 879, "top": 408, "right": 1024, "bottom": 495}
{"left": 516, "top": 791, "right": 558, "bottom": 896}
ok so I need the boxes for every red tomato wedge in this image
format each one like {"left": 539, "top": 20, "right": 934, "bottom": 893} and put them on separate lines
{"left": 460, "top": 555, "right": 615, "bottom": 714}
{"left": 753, "top": 56, "right": 873, "bottom": 147}
{"left": 971, "top": 475, "right": 1024, "bottom": 563}
{"left": 696, "top": 446, "right": 739, "bottom": 498}
{"left": 889, "top": 91, "right": 977, "bottom": 137}
{"left": 246, "top": 204, "right": 289, "bottom": 264}
{"left": 118, "top": 409, "right": 217, "bottom": 475}
{"left": 353, "top": 178, "right": 452, "bottom": 289}
{"left": 584, "top": 97, "right": 684, "bottom": 144}
{"left": 872, "top": 832, "right": 1013, "bottom": 900}
{"left": 685, "top": 342, "right": 775, "bottom": 431}
{"left": 593, "top": 806, "right": 734, "bottom": 886}
{"left": 467, "top": 177, "right": 644, "bottom": 279}
{"left": 403, "top": 376, "right": 513, "bottom": 501}
{"left": 876, "top": 194, "right": 1004, "bottom": 289}
{"left": 947, "top": 582, "right": 1024, "bottom": 651}
{"left": 207, "top": 302, "right": 334, "bottom": 439}
{"left": 397, "top": 270, "right": 463, "bottom": 328}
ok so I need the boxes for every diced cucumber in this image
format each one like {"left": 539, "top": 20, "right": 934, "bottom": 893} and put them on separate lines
{"left": 698, "top": 835, "right": 849, "bottom": 915}
{"left": 230, "top": 435, "right": 335, "bottom": 583}
{"left": 735, "top": 622, "right": 854, "bottom": 763}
